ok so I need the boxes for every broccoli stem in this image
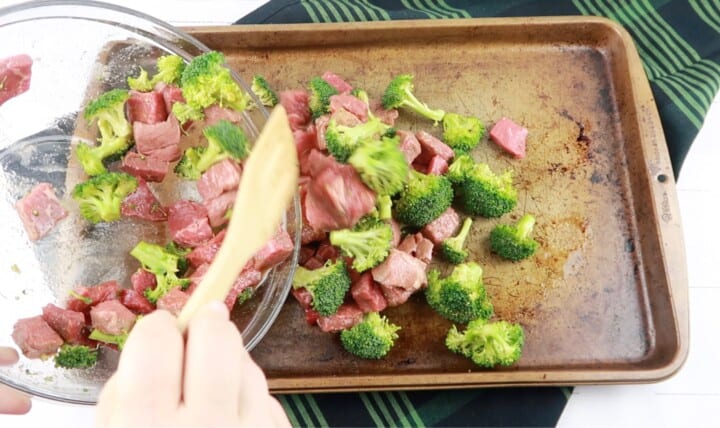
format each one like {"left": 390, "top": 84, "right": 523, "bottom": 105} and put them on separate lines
{"left": 516, "top": 214, "right": 536, "bottom": 238}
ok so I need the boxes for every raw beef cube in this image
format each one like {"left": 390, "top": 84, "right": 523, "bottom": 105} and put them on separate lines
{"left": 119, "top": 289, "right": 155, "bottom": 315}
{"left": 316, "top": 303, "right": 364, "bottom": 332}
{"left": 131, "top": 269, "right": 156, "bottom": 294}
{"left": 12, "top": 316, "right": 63, "bottom": 358}
{"left": 224, "top": 267, "right": 263, "bottom": 311}
{"left": 204, "top": 105, "right": 244, "bottom": 126}
{"left": 127, "top": 90, "right": 167, "bottom": 124}
{"left": 41, "top": 304, "right": 86, "bottom": 345}
{"left": 490, "top": 117, "right": 528, "bottom": 159}
{"left": 197, "top": 159, "right": 242, "bottom": 201}
{"left": 168, "top": 200, "right": 213, "bottom": 248}
{"left": 253, "top": 228, "right": 294, "bottom": 271}
{"left": 421, "top": 207, "right": 460, "bottom": 245}
{"left": 415, "top": 130, "right": 454, "bottom": 164}
{"left": 15, "top": 183, "right": 68, "bottom": 241}
{"left": 120, "top": 151, "right": 169, "bottom": 183}
{"left": 66, "top": 280, "right": 121, "bottom": 313}
{"left": 121, "top": 178, "right": 167, "bottom": 222}
{"left": 322, "top": 71, "right": 353, "bottom": 93}
{"left": 370, "top": 100, "right": 398, "bottom": 126}
{"left": 156, "top": 287, "right": 190, "bottom": 317}
{"left": 280, "top": 90, "right": 311, "bottom": 131}
{"left": 155, "top": 82, "right": 185, "bottom": 114}
{"left": 204, "top": 190, "right": 236, "bottom": 228}
{"left": 0, "top": 54, "right": 32, "bottom": 106}
{"left": 426, "top": 155, "right": 449, "bottom": 176}
{"left": 351, "top": 272, "right": 388, "bottom": 313}
{"left": 329, "top": 93, "right": 368, "bottom": 122}
{"left": 187, "top": 229, "right": 226, "bottom": 268}
{"left": 90, "top": 300, "right": 136, "bottom": 335}
{"left": 398, "top": 233, "right": 434, "bottom": 264}
{"left": 133, "top": 115, "right": 181, "bottom": 162}
{"left": 396, "top": 130, "right": 422, "bottom": 164}
{"left": 371, "top": 249, "right": 427, "bottom": 307}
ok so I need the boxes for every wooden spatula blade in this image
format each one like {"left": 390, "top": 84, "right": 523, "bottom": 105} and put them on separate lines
{"left": 176, "top": 105, "right": 298, "bottom": 332}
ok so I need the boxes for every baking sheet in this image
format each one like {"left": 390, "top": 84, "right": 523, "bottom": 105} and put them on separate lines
{"left": 187, "top": 17, "right": 688, "bottom": 391}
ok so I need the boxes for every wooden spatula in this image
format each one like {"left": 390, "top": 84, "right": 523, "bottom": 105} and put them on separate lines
{"left": 176, "top": 105, "right": 298, "bottom": 332}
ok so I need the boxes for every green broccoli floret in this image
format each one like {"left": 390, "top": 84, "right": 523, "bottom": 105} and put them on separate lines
{"left": 381, "top": 74, "right": 445, "bottom": 124}
{"left": 376, "top": 194, "right": 393, "bottom": 220}
{"left": 308, "top": 76, "right": 338, "bottom": 119}
{"left": 236, "top": 288, "right": 254, "bottom": 305}
{"left": 329, "top": 216, "right": 393, "bottom": 272}
{"left": 426, "top": 262, "right": 493, "bottom": 324}
{"left": 251, "top": 75, "right": 279, "bottom": 107}
{"left": 348, "top": 136, "right": 409, "bottom": 196}
{"left": 441, "top": 217, "right": 473, "bottom": 264}
{"left": 54, "top": 345, "right": 98, "bottom": 369}
{"left": 171, "top": 51, "right": 251, "bottom": 123}
{"left": 489, "top": 214, "right": 539, "bottom": 261}
{"left": 89, "top": 329, "right": 129, "bottom": 351}
{"left": 446, "top": 318, "right": 525, "bottom": 368}
{"left": 447, "top": 155, "right": 517, "bottom": 218}
{"left": 442, "top": 113, "right": 485, "bottom": 155}
{"left": 325, "top": 116, "right": 389, "bottom": 163}
{"left": 393, "top": 170, "right": 453, "bottom": 227}
{"left": 79, "top": 89, "right": 133, "bottom": 175}
{"left": 164, "top": 241, "right": 191, "bottom": 276}
{"left": 130, "top": 241, "right": 191, "bottom": 304}
{"left": 292, "top": 259, "right": 351, "bottom": 316}
{"left": 175, "top": 119, "right": 250, "bottom": 179}
{"left": 127, "top": 68, "right": 154, "bottom": 92}
{"left": 72, "top": 172, "right": 138, "bottom": 224}
{"left": 340, "top": 312, "right": 401, "bottom": 359}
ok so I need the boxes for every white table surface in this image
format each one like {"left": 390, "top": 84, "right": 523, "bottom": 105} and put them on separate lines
{"left": 1, "top": 1, "right": 718, "bottom": 427}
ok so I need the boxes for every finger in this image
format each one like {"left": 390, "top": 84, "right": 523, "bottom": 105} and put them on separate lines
{"left": 0, "top": 383, "right": 31, "bottom": 415}
{"left": 114, "top": 310, "right": 184, "bottom": 416}
{"left": 95, "top": 375, "right": 119, "bottom": 428}
{"left": 268, "top": 396, "right": 292, "bottom": 428}
{"left": 0, "top": 347, "right": 19, "bottom": 365}
{"left": 183, "top": 300, "right": 244, "bottom": 418}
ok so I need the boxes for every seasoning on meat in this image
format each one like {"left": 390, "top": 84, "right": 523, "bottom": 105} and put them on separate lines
{"left": 15, "top": 182, "right": 68, "bottom": 241}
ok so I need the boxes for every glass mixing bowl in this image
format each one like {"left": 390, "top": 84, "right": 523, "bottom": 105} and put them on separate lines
{"left": 0, "top": 0, "right": 300, "bottom": 404}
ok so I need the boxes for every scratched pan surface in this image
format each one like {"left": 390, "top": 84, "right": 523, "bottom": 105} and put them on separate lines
{"left": 187, "top": 17, "right": 688, "bottom": 391}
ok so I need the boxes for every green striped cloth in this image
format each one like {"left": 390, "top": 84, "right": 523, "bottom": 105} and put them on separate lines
{"left": 237, "top": 1, "right": 720, "bottom": 426}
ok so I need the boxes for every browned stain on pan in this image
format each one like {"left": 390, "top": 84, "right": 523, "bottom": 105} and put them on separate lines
{"left": 187, "top": 17, "right": 688, "bottom": 390}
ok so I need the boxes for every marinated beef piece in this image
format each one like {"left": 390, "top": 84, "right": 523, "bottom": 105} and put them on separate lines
{"left": 120, "top": 151, "right": 169, "bottom": 183}
{"left": 121, "top": 178, "right": 167, "bottom": 222}
{"left": 12, "top": 316, "right": 64, "bottom": 358}
{"left": 41, "top": 304, "right": 87, "bottom": 345}
{"left": 371, "top": 249, "right": 427, "bottom": 307}
{"left": 15, "top": 182, "right": 68, "bottom": 241}
{"left": 490, "top": 117, "right": 528, "bottom": 159}
{"left": 0, "top": 54, "right": 32, "bottom": 106}
{"left": 127, "top": 90, "right": 167, "bottom": 124}
{"left": 90, "top": 300, "right": 137, "bottom": 336}
{"left": 167, "top": 200, "right": 213, "bottom": 248}
{"left": 133, "top": 115, "right": 181, "bottom": 162}
{"left": 351, "top": 272, "right": 388, "bottom": 313}
{"left": 421, "top": 207, "right": 460, "bottom": 245}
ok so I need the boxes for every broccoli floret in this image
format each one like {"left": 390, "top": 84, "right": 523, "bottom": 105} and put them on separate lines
{"left": 348, "top": 136, "right": 409, "bottom": 196}
{"left": 325, "top": 116, "right": 389, "bottom": 163}
{"left": 440, "top": 217, "right": 473, "bottom": 264}
{"left": 446, "top": 318, "right": 525, "bottom": 368}
{"left": 72, "top": 172, "right": 138, "bottom": 224}
{"left": 308, "top": 76, "right": 338, "bottom": 119}
{"left": 393, "top": 170, "right": 453, "bottom": 227}
{"left": 236, "top": 288, "right": 254, "bottom": 305}
{"left": 127, "top": 68, "right": 154, "bottom": 92}
{"left": 292, "top": 259, "right": 351, "bottom": 316}
{"left": 426, "top": 262, "right": 493, "bottom": 324}
{"left": 376, "top": 194, "right": 393, "bottom": 220}
{"left": 251, "top": 75, "right": 279, "bottom": 107}
{"left": 79, "top": 89, "right": 132, "bottom": 175}
{"left": 381, "top": 74, "right": 445, "bottom": 124}
{"left": 489, "top": 214, "right": 539, "bottom": 261}
{"left": 329, "top": 216, "right": 393, "bottom": 272}
{"left": 448, "top": 155, "right": 517, "bottom": 218}
{"left": 89, "top": 329, "right": 129, "bottom": 351}
{"left": 164, "top": 241, "right": 191, "bottom": 276}
{"left": 130, "top": 241, "right": 191, "bottom": 304}
{"left": 175, "top": 119, "right": 249, "bottom": 179}
{"left": 54, "top": 345, "right": 98, "bottom": 369}
{"left": 442, "top": 113, "right": 485, "bottom": 155}
{"left": 171, "top": 51, "right": 251, "bottom": 123}
{"left": 340, "top": 312, "right": 401, "bottom": 359}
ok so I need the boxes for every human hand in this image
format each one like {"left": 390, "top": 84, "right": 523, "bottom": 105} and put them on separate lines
{"left": 0, "top": 347, "right": 31, "bottom": 415}
{"left": 96, "top": 301, "right": 290, "bottom": 428}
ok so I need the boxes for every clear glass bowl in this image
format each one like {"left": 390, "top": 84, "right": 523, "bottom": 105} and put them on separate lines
{"left": 0, "top": 0, "right": 300, "bottom": 405}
